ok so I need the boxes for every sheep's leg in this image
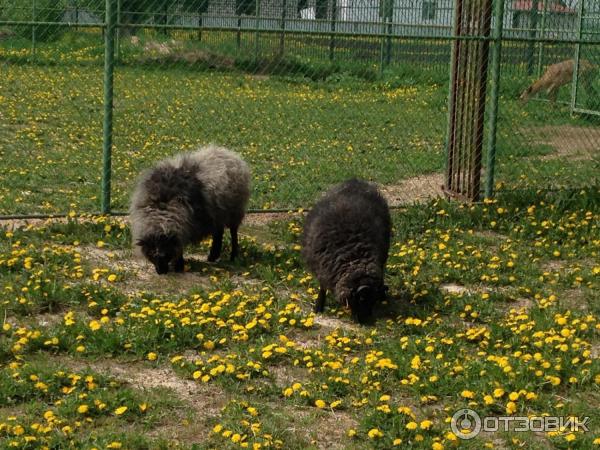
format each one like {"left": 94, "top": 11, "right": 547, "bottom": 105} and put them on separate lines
{"left": 314, "top": 286, "right": 326, "bottom": 313}
{"left": 230, "top": 225, "right": 239, "bottom": 261}
{"left": 208, "top": 227, "right": 224, "bottom": 262}
{"left": 173, "top": 255, "right": 185, "bottom": 273}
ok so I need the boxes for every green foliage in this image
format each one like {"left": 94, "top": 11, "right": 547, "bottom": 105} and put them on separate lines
{"left": 0, "top": 0, "right": 66, "bottom": 42}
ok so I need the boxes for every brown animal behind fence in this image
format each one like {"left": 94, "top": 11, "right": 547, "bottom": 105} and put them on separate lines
{"left": 520, "top": 59, "right": 597, "bottom": 103}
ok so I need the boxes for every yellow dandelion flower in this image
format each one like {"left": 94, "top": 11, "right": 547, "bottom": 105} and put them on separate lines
{"left": 420, "top": 420, "right": 433, "bottom": 430}
{"left": 314, "top": 399, "right": 327, "bottom": 409}
{"left": 367, "top": 428, "right": 383, "bottom": 439}
{"left": 506, "top": 402, "right": 517, "bottom": 414}
{"left": 461, "top": 390, "right": 475, "bottom": 399}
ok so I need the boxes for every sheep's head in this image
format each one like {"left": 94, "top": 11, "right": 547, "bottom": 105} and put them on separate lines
{"left": 338, "top": 276, "right": 387, "bottom": 324}
{"left": 137, "top": 233, "right": 181, "bottom": 274}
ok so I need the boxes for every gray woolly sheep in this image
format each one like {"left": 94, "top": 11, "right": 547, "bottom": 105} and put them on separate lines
{"left": 301, "top": 178, "right": 391, "bottom": 323}
{"left": 130, "top": 145, "right": 251, "bottom": 274}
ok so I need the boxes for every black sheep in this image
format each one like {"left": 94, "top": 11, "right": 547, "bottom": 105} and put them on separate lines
{"left": 301, "top": 178, "right": 391, "bottom": 323}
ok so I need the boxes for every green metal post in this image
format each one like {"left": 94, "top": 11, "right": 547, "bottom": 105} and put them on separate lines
{"left": 385, "top": 0, "right": 392, "bottom": 66}
{"left": 116, "top": 0, "right": 121, "bottom": 62}
{"left": 444, "top": 0, "right": 462, "bottom": 188}
{"left": 329, "top": 0, "right": 336, "bottom": 61}
{"left": 484, "top": 0, "right": 504, "bottom": 199}
{"left": 255, "top": 0, "right": 260, "bottom": 62}
{"left": 379, "top": 0, "right": 385, "bottom": 74}
{"left": 280, "top": 0, "right": 287, "bottom": 57}
{"left": 526, "top": 0, "right": 538, "bottom": 74}
{"left": 102, "top": 0, "right": 117, "bottom": 214}
{"left": 570, "top": 0, "right": 585, "bottom": 113}
{"left": 31, "top": 0, "right": 36, "bottom": 60}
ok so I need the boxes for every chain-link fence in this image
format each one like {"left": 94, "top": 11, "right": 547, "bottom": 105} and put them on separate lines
{"left": 0, "top": 0, "right": 598, "bottom": 216}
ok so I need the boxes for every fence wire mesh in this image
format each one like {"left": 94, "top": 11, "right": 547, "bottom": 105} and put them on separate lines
{"left": 0, "top": 0, "right": 598, "bottom": 216}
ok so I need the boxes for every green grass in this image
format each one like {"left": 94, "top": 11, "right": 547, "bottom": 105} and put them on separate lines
{"left": 0, "top": 188, "right": 599, "bottom": 449}
{"left": 1, "top": 31, "right": 599, "bottom": 215}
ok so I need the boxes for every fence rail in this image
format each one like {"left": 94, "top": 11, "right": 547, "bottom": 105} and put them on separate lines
{"left": 0, "top": 0, "right": 599, "bottom": 217}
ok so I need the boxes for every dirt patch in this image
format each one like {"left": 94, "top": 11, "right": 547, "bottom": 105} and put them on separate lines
{"left": 276, "top": 403, "right": 358, "bottom": 450}
{"left": 380, "top": 173, "right": 445, "bottom": 206}
{"left": 504, "top": 297, "right": 534, "bottom": 311}
{"left": 55, "top": 356, "right": 226, "bottom": 443}
{"left": 312, "top": 410, "right": 358, "bottom": 450}
{"left": 66, "top": 358, "right": 225, "bottom": 411}
{"left": 79, "top": 245, "right": 215, "bottom": 294}
{"left": 244, "top": 211, "right": 303, "bottom": 227}
{"left": 35, "top": 312, "right": 64, "bottom": 327}
{"left": 524, "top": 125, "right": 600, "bottom": 161}
{"left": 439, "top": 283, "right": 471, "bottom": 295}
{"left": 560, "top": 288, "right": 589, "bottom": 311}
{"left": 472, "top": 230, "right": 510, "bottom": 242}
{"left": 541, "top": 259, "right": 567, "bottom": 272}
{"left": 314, "top": 315, "right": 361, "bottom": 333}
{"left": 270, "top": 364, "right": 310, "bottom": 388}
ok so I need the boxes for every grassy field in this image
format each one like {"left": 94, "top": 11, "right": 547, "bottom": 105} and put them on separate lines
{"left": 0, "top": 188, "right": 599, "bottom": 449}
{"left": 1, "top": 31, "right": 599, "bottom": 215}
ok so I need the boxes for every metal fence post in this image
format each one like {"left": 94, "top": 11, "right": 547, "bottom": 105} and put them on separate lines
{"left": 116, "top": 0, "right": 121, "bottom": 62}
{"left": 526, "top": 0, "right": 538, "bottom": 74}
{"left": 31, "top": 0, "right": 36, "bottom": 60}
{"left": 255, "top": 0, "right": 261, "bottom": 62}
{"left": 379, "top": 0, "right": 393, "bottom": 73}
{"left": 570, "top": 0, "right": 585, "bottom": 113}
{"left": 385, "top": 0, "right": 392, "bottom": 66}
{"left": 485, "top": 0, "right": 505, "bottom": 199}
{"left": 379, "top": 0, "right": 385, "bottom": 73}
{"left": 329, "top": 0, "right": 336, "bottom": 61}
{"left": 280, "top": 0, "right": 287, "bottom": 57}
{"left": 102, "top": 0, "right": 117, "bottom": 214}
{"left": 237, "top": 15, "right": 242, "bottom": 50}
